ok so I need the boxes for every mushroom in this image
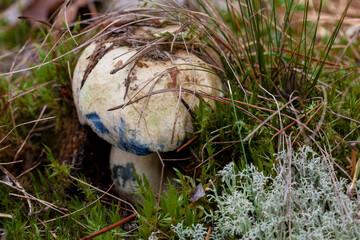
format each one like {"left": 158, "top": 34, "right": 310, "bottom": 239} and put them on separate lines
{"left": 72, "top": 24, "right": 224, "bottom": 198}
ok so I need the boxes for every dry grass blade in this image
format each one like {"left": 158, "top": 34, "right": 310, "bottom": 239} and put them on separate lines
{"left": 16, "top": 159, "right": 42, "bottom": 179}
{"left": 40, "top": 182, "right": 116, "bottom": 225}
{"left": 271, "top": 101, "right": 324, "bottom": 140}
{"left": 0, "top": 164, "right": 33, "bottom": 216}
{"left": 108, "top": 87, "right": 203, "bottom": 111}
{"left": 14, "top": 105, "right": 47, "bottom": 160}
{"left": 350, "top": 143, "right": 358, "bottom": 178}
{"left": 0, "top": 178, "right": 88, "bottom": 229}
{"left": 69, "top": 175, "right": 137, "bottom": 213}
{"left": 176, "top": 135, "right": 198, "bottom": 152}
{"left": 212, "top": 96, "right": 300, "bottom": 144}
{"left": 0, "top": 213, "right": 13, "bottom": 219}
{"left": 0, "top": 116, "right": 56, "bottom": 144}
{"left": 291, "top": 100, "right": 326, "bottom": 146}
{"left": 6, "top": 80, "right": 55, "bottom": 102}
{"left": 110, "top": 35, "right": 171, "bottom": 74}
{"left": 0, "top": 160, "right": 23, "bottom": 165}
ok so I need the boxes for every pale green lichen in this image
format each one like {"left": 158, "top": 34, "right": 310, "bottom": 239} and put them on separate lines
{"left": 148, "top": 231, "right": 159, "bottom": 240}
{"left": 171, "top": 222, "right": 208, "bottom": 240}
{"left": 205, "top": 147, "right": 360, "bottom": 239}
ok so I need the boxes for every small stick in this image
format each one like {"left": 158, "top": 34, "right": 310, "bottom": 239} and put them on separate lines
{"left": 176, "top": 135, "right": 198, "bottom": 152}
{"left": 0, "top": 213, "right": 12, "bottom": 219}
{"left": 38, "top": 218, "right": 57, "bottom": 239}
{"left": 80, "top": 213, "right": 137, "bottom": 240}
{"left": 0, "top": 160, "right": 23, "bottom": 165}
{"left": 351, "top": 143, "right": 357, "bottom": 178}
{"left": 205, "top": 226, "right": 212, "bottom": 240}
{"left": 17, "top": 161, "right": 41, "bottom": 179}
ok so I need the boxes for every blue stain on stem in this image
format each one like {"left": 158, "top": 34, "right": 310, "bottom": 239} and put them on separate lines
{"left": 85, "top": 112, "right": 109, "bottom": 134}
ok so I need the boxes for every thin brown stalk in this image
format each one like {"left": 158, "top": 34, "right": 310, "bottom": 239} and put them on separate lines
{"left": 69, "top": 175, "right": 137, "bottom": 213}
{"left": 80, "top": 213, "right": 137, "bottom": 240}
{"left": 0, "top": 160, "right": 23, "bottom": 165}
{"left": 271, "top": 101, "right": 324, "bottom": 140}
{"left": 16, "top": 161, "right": 41, "bottom": 179}
{"left": 14, "top": 105, "right": 47, "bottom": 160}
{"left": 6, "top": 80, "right": 55, "bottom": 102}
{"left": 42, "top": 182, "right": 115, "bottom": 225}
{"left": 177, "top": 135, "right": 198, "bottom": 152}
{"left": 217, "top": 97, "right": 300, "bottom": 144}
{"left": 0, "top": 165, "right": 33, "bottom": 216}
{"left": 0, "top": 116, "right": 56, "bottom": 144}
{"left": 194, "top": 144, "right": 234, "bottom": 179}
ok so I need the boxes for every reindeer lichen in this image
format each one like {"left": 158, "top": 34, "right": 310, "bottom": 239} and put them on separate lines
{"left": 205, "top": 147, "right": 360, "bottom": 239}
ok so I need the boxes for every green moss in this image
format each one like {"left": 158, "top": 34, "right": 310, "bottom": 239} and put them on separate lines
{"left": 0, "top": 20, "right": 30, "bottom": 49}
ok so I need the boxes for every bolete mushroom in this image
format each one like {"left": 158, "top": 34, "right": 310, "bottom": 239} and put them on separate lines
{"left": 72, "top": 24, "right": 223, "bottom": 198}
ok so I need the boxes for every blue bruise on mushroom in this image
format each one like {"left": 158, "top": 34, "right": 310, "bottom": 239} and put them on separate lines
{"left": 85, "top": 112, "right": 109, "bottom": 134}
{"left": 115, "top": 117, "right": 152, "bottom": 155}
{"left": 112, "top": 163, "right": 136, "bottom": 189}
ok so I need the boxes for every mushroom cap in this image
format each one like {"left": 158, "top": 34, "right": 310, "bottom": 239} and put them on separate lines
{"left": 72, "top": 28, "right": 223, "bottom": 155}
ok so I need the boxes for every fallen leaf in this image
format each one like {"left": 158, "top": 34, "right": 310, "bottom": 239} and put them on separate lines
{"left": 189, "top": 183, "right": 205, "bottom": 202}
{"left": 23, "top": 0, "right": 64, "bottom": 22}
{"left": 54, "top": 0, "right": 92, "bottom": 29}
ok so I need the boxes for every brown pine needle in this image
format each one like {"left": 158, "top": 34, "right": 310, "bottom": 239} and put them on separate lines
{"left": 80, "top": 213, "right": 137, "bottom": 240}
{"left": 177, "top": 135, "right": 198, "bottom": 152}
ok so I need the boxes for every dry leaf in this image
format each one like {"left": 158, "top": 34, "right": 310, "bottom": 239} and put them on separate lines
{"left": 23, "top": 0, "right": 64, "bottom": 21}
{"left": 54, "top": 0, "right": 93, "bottom": 29}
{"left": 189, "top": 183, "right": 205, "bottom": 202}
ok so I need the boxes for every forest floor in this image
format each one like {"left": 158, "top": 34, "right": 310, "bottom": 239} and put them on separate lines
{"left": 1, "top": 0, "right": 360, "bottom": 239}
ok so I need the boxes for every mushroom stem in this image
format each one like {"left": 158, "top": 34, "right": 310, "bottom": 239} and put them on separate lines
{"left": 110, "top": 146, "right": 162, "bottom": 198}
